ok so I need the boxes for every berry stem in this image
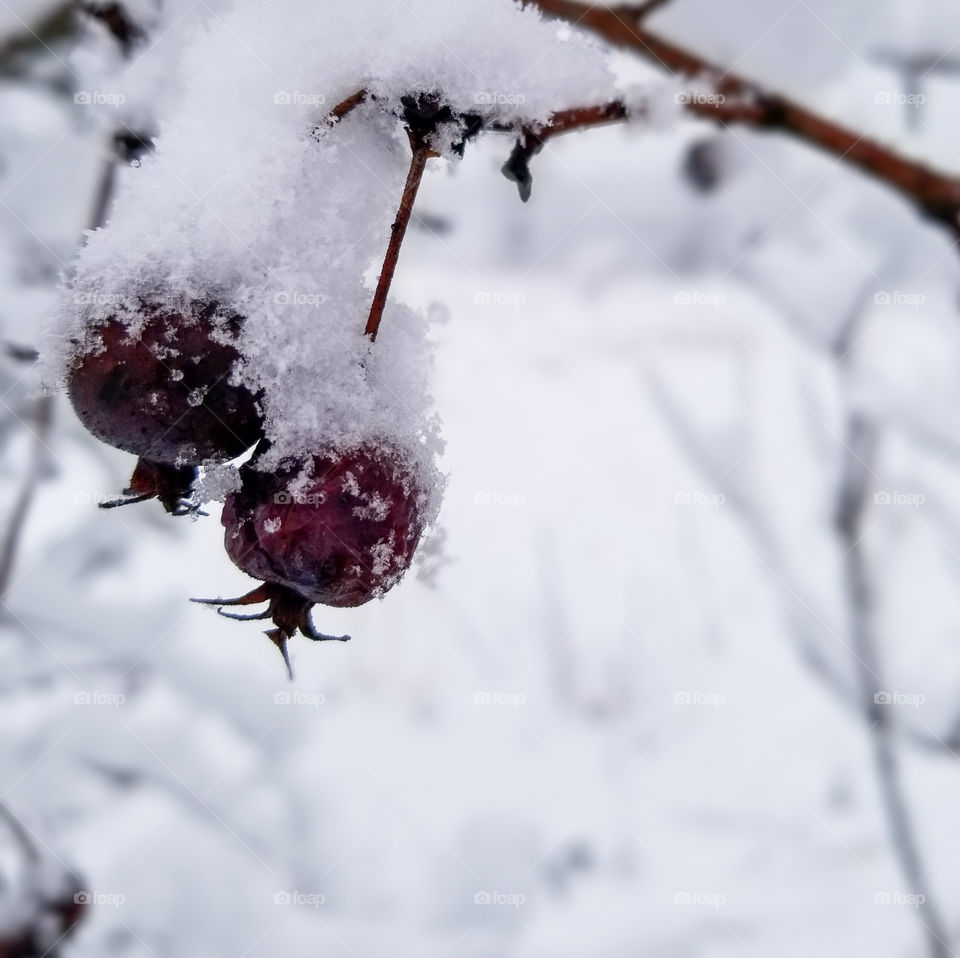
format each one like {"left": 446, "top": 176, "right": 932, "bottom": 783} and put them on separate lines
{"left": 364, "top": 135, "right": 434, "bottom": 342}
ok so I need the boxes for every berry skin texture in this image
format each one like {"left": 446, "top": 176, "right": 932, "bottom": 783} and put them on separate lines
{"left": 67, "top": 302, "right": 262, "bottom": 466}
{"left": 224, "top": 445, "right": 427, "bottom": 607}
{"left": 197, "top": 444, "right": 430, "bottom": 676}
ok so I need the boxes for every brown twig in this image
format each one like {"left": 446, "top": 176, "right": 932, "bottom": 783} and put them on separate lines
{"left": 88, "top": 155, "right": 118, "bottom": 230}
{"left": 503, "top": 101, "right": 628, "bottom": 200}
{"left": 526, "top": 0, "right": 960, "bottom": 234}
{"left": 364, "top": 136, "right": 434, "bottom": 341}
{"left": 311, "top": 90, "right": 370, "bottom": 142}
{"left": 330, "top": 89, "right": 368, "bottom": 122}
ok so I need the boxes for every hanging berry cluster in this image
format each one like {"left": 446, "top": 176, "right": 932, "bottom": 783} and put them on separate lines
{"left": 60, "top": 94, "right": 477, "bottom": 676}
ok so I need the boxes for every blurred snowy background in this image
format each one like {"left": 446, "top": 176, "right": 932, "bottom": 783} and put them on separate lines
{"left": 3, "top": 0, "right": 960, "bottom": 955}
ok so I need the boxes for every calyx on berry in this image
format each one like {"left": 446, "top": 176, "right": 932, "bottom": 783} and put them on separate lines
{"left": 99, "top": 458, "right": 204, "bottom": 517}
{"left": 195, "top": 442, "right": 430, "bottom": 675}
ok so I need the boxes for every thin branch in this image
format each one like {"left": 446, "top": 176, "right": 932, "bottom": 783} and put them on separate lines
{"left": 649, "top": 276, "right": 952, "bottom": 954}
{"left": 0, "top": 20, "right": 139, "bottom": 606}
{"left": 830, "top": 274, "right": 951, "bottom": 955}
{"left": 364, "top": 136, "right": 434, "bottom": 341}
{"left": 87, "top": 155, "right": 117, "bottom": 230}
{"left": 837, "top": 415, "right": 951, "bottom": 957}
{"left": 311, "top": 89, "right": 370, "bottom": 140}
{"left": 645, "top": 370, "right": 859, "bottom": 707}
{"left": 330, "top": 89, "right": 368, "bottom": 122}
{"left": 526, "top": 0, "right": 960, "bottom": 234}
{"left": 0, "top": 396, "right": 53, "bottom": 605}
{"left": 503, "top": 101, "right": 627, "bottom": 200}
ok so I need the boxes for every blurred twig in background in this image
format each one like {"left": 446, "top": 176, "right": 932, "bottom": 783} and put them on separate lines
{"left": 832, "top": 315, "right": 951, "bottom": 957}
{"left": 527, "top": 0, "right": 960, "bottom": 240}
{"left": 0, "top": 3, "right": 74, "bottom": 75}
{"left": 0, "top": 396, "right": 53, "bottom": 605}
{"left": 648, "top": 278, "right": 956, "bottom": 957}
{"left": 77, "top": 1, "right": 146, "bottom": 54}
{"left": 0, "top": 0, "right": 151, "bottom": 608}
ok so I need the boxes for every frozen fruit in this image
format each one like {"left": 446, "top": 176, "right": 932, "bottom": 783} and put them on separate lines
{"left": 196, "top": 443, "right": 429, "bottom": 674}
{"left": 67, "top": 300, "right": 262, "bottom": 466}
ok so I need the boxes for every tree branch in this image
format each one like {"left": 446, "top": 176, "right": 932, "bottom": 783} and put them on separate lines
{"left": 526, "top": 0, "right": 960, "bottom": 235}
{"left": 330, "top": 89, "right": 368, "bottom": 122}
{"left": 503, "top": 101, "right": 628, "bottom": 200}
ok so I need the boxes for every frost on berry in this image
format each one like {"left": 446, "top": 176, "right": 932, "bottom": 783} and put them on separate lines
{"left": 66, "top": 300, "right": 263, "bottom": 467}
{"left": 196, "top": 442, "right": 437, "bottom": 676}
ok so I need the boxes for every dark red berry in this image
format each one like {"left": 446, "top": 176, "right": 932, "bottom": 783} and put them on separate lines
{"left": 67, "top": 301, "right": 262, "bottom": 466}
{"left": 195, "top": 444, "right": 430, "bottom": 674}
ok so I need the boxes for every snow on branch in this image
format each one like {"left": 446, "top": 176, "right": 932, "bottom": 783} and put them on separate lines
{"left": 526, "top": 0, "right": 960, "bottom": 239}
